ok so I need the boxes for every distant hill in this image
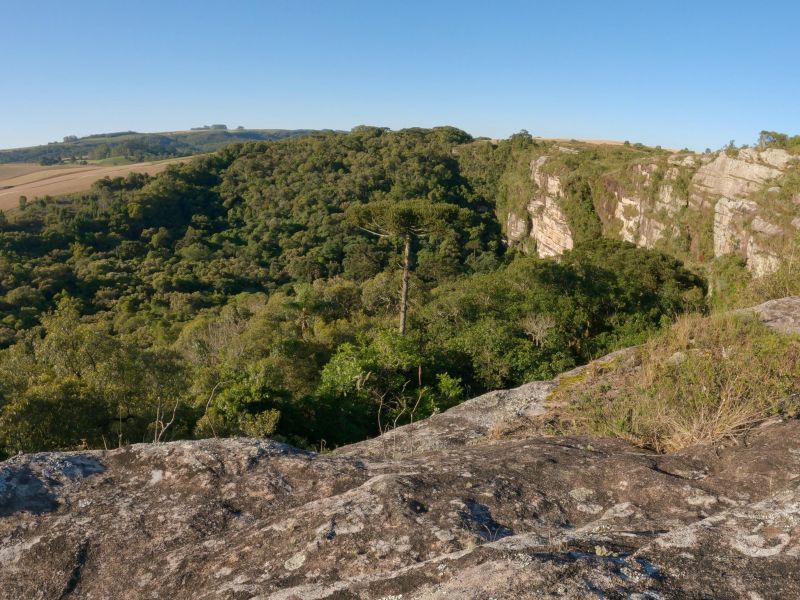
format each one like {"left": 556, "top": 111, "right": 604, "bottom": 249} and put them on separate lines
{"left": 0, "top": 128, "right": 324, "bottom": 165}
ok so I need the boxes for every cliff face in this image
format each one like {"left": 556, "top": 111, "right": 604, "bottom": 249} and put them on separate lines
{"left": 2, "top": 298, "right": 800, "bottom": 599}
{"left": 526, "top": 156, "right": 574, "bottom": 256}
{"left": 607, "top": 158, "right": 691, "bottom": 249}
{"left": 692, "top": 148, "right": 792, "bottom": 206}
{"left": 506, "top": 156, "right": 574, "bottom": 257}
{"left": 504, "top": 144, "right": 799, "bottom": 275}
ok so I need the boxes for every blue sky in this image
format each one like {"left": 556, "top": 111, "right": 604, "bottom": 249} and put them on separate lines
{"left": 2, "top": 0, "right": 798, "bottom": 150}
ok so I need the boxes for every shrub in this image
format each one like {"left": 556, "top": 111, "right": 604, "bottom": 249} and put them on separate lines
{"left": 550, "top": 313, "right": 800, "bottom": 452}
{"left": 741, "top": 236, "right": 800, "bottom": 304}
{"left": 0, "top": 378, "right": 108, "bottom": 456}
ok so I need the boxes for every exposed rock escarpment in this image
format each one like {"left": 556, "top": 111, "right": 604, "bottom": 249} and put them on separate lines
{"left": 1, "top": 298, "right": 800, "bottom": 599}
{"left": 505, "top": 156, "right": 574, "bottom": 257}
{"left": 692, "top": 148, "right": 790, "bottom": 207}
{"left": 713, "top": 197, "right": 781, "bottom": 276}
{"left": 608, "top": 160, "right": 687, "bottom": 249}
{"left": 505, "top": 144, "right": 798, "bottom": 275}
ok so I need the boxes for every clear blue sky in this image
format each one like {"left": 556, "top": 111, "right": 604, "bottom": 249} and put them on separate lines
{"left": 2, "top": 0, "right": 798, "bottom": 151}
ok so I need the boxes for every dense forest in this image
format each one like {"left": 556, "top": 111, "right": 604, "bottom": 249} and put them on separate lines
{"left": 0, "top": 127, "right": 707, "bottom": 457}
{"left": 0, "top": 128, "right": 319, "bottom": 165}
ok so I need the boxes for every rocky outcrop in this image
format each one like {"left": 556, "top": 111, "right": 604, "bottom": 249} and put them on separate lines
{"left": 524, "top": 156, "right": 574, "bottom": 257}
{"left": 2, "top": 298, "right": 800, "bottom": 599}
{"left": 502, "top": 156, "right": 575, "bottom": 257}
{"left": 505, "top": 211, "right": 529, "bottom": 242}
{"left": 526, "top": 195, "right": 574, "bottom": 257}
{"left": 692, "top": 148, "right": 791, "bottom": 208}
{"left": 713, "top": 197, "right": 781, "bottom": 276}
{"left": 8, "top": 421, "right": 800, "bottom": 599}
{"left": 692, "top": 148, "right": 798, "bottom": 274}
{"left": 611, "top": 162, "right": 688, "bottom": 249}
{"left": 713, "top": 196, "right": 758, "bottom": 256}
{"left": 734, "top": 295, "right": 800, "bottom": 335}
{"left": 595, "top": 148, "right": 797, "bottom": 263}
{"left": 505, "top": 151, "right": 694, "bottom": 256}
{"left": 530, "top": 155, "right": 562, "bottom": 197}
{"left": 503, "top": 144, "right": 798, "bottom": 276}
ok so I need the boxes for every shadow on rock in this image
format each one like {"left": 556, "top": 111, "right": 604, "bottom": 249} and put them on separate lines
{"left": 0, "top": 455, "right": 105, "bottom": 517}
{"left": 0, "top": 465, "right": 58, "bottom": 517}
{"left": 459, "top": 498, "right": 514, "bottom": 541}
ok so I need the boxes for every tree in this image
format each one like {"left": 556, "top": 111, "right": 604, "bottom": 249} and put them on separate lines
{"left": 0, "top": 378, "right": 108, "bottom": 454}
{"left": 347, "top": 199, "right": 470, "bottom": 334}
{"left": 0, "top": 126, "right": 711, "bottom": 454}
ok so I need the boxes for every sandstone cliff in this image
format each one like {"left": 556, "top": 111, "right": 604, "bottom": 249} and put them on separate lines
{"left": 504, "top": 143, "right": 799, "bottom": 276}
{"left": 2, "top": 298, "right": 800, "bottom": 599}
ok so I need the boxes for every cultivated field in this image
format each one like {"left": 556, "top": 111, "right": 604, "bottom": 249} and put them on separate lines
{"left": 0, "top": 157, "right": 191, "bottom": 212}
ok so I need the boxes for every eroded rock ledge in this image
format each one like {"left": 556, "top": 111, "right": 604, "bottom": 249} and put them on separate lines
{"left": 2, "top": 298, "right": 800, "bottom": 599}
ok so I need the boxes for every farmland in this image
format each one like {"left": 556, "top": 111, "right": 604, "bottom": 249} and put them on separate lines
{"left": 0, "top": 157, "right": 190, "bottom": 211}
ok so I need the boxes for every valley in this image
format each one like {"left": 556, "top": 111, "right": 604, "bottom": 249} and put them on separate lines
{"left": 4, "top": 3, "right": 798, "bottom": 596}
{"left": 0, "top": 127, "right": 798, "bottom": 458}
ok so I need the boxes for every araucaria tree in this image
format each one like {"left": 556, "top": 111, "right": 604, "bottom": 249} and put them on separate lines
{"left": 347, "top": 199, "right": 469, "bottom": 334}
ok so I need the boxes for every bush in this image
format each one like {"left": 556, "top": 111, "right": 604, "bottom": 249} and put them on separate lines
{"left": 0, "top": 378, "right": 109, "bottom": 456}
{"left": 550, "top": 313, "right": 800, "bottom": 452}
{"left": 741, "top": 236, "right": 800, "bottom": 304}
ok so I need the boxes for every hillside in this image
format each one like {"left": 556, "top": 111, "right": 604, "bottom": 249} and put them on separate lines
{"left": 0, "top": 127, "right": 713, "bottom": 458}
{"left": 496, "top": 135, "right": 800, "bottom": 280}
{"left": 0, "top": 128, "right": 320, "bottom": 165}
{"left": 1, "top": 297, "right": 799, "bottom": 599}
{"left": 2, "top": 126, "right": 800, "bottom": 458}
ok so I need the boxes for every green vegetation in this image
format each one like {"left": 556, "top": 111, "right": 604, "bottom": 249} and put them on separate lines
{"left": 758, "top": 130, "right": 800, "bottom": 154}
{"left": 559, "top": 177, "right": 603, "bottom": 244}
{"left": 0, "top": 127, "right": 705, "bottom": 456}
{"left": 346, "top": 198, "right": 473, "bottom": 334}
{"left": 733, "top": 233, "right": 800, "bottom": 306}
{"left": 551, "top": 312, "right": 800, "bottom": 452}
{"left": 0, "top": 128, "right": 319, "bottom": 165}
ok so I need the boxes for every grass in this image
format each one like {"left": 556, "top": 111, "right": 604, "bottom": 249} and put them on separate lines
{"left": 549, "top": 312, "right": 800, "bottom": 452}
{"left": 87, "top": 156, "right": 138, "bottom": 166}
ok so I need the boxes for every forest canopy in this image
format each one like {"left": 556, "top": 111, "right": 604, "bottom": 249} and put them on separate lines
{"left": 0, "top": 127, "right": 706, "bottom": 456}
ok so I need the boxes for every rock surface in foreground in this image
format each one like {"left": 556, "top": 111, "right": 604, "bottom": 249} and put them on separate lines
{"left": 2, "top": 298, "right": 800, "bottom": 599}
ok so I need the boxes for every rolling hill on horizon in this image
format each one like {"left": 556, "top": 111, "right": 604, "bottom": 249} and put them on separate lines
{"left": 0, "top": 127, "right": 325, "bottom": 165}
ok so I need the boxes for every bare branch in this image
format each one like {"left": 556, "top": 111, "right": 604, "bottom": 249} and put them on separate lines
{"left": 355, "top": 225, "right": 389, "bottom": 238}
{"left": 155, "top": 397, "right": 180, "bottom": 444}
